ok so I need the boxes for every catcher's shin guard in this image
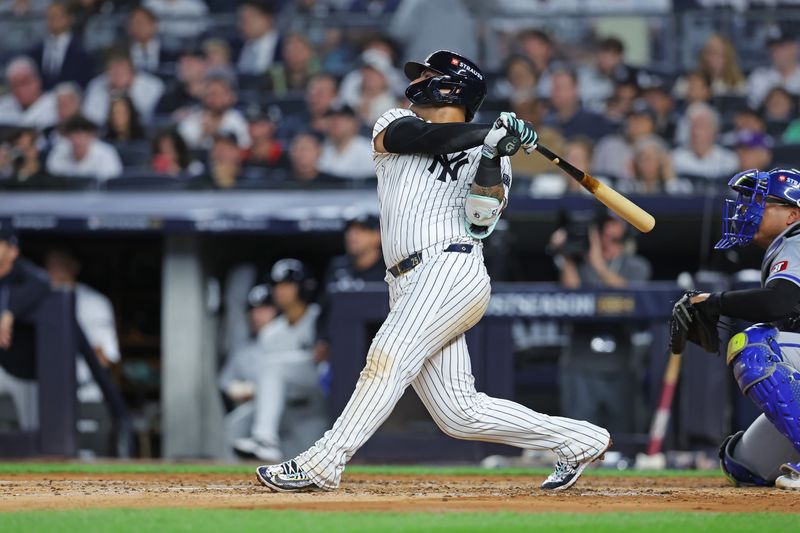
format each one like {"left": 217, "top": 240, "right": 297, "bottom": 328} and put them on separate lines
{"left": 718, "top": 431, "right": 772, "bottom": 486}
{"left": 727, "top": 324, "right": 800, "bottom": 452}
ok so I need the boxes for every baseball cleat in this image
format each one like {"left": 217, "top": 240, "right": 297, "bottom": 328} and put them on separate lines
{"left": 256, "top": 460, "right": 320, "bottom": 492}
{"left": 540, "top": 438, "right": 612, "bottom": 491}
{"left": 776, "top": 462, "right": 800, "bottom": 490}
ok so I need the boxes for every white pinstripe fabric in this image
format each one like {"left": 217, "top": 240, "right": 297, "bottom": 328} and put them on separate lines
{"left": 293, "top": 108, "right": 609, "bottom": 490}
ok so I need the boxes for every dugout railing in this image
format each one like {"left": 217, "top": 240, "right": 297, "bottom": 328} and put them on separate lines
{"left": 324, "top": 282, "right": 734, "bottom": 461}
{"left": 0, "top": 289, "right": 136, "bottom": 458}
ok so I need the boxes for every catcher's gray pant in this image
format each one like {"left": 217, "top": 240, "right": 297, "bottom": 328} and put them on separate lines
{"left": 0, "top": 366, "right": 38, "bottom": 430}
{"left": 732, "top": 331, "right": 800, "bottom": 481}
{"left": 296, "top": 246, "right": 610, "bottom": 490}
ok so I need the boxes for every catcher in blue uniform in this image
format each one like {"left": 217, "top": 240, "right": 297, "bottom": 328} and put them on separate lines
{"left": 670, "top": 167, "right": 800, "bottom": 489}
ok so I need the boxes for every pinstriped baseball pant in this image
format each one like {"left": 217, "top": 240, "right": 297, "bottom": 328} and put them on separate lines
{"left": 296, "top": 246, "right": 610, "bottom": 489}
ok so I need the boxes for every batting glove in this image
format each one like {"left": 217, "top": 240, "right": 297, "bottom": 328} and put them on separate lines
{"left": 500, "top": 112, "right": 538, "bottom": 153}
{"left": 481, "top": 118, "right": 512, "bottom": 159}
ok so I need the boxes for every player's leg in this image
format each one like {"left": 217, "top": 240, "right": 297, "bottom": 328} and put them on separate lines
{"left": 238, "top": 359, "right": 320, "bottom": 461}
{"left": 725, "top": 326, "right": 800, "bottom": 488}
{"left": 412, "top": 334, "right": 610, "bottom": 478}
{"left": 720, "top": 414, "right": 800, "bottom": 485}
{"left": 773, "top": 331, "right": 800, "bottom": 488}
{"left": 225, "top": 400, "right": 255, "bottom": 459}
{"left": 0, "top": 366, "right": 38, "bottom": 430}
{"left": 284, "top": 251, "right": 489, "bottom": 490}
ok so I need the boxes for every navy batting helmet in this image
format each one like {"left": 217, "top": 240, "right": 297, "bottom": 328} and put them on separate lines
{"left": 404, "top": 50, "right": 487, "bottom": 122}
{"left": 269, "top": 258, "right": 317, "bottom": 301}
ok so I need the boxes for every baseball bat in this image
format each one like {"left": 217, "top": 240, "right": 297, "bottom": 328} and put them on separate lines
{"left": 535, "top": 144, "right": 656, "bottom": 233}
{"left": 645, "top": 350, "right": 683, "bottom": 455}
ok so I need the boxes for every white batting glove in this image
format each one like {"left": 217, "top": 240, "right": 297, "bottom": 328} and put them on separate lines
{"left": 481, "top": 118, "right": 511, "bottom": 159}
{"left": 500, "top": 112, "right": 538, "bottom": 154}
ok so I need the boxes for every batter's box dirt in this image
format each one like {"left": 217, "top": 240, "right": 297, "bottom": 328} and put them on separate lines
{"left": 0, "top": 473, "right": 795, "bottom": 514}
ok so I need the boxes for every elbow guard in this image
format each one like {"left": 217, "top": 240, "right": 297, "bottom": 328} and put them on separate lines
{"left": 464, "top": 194, "right": 502, "bottom": 240}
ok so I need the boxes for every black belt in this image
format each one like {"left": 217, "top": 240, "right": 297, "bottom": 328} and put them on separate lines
{"left": 388, "top": 244, "right": 474, "bottom": 277}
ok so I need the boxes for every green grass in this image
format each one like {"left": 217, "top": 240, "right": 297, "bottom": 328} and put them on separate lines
{"left": 0, "top": 462, "right": 722, "bottom": 477}
{"left": 0, "top": 510, "right": 789, "bottom": 532}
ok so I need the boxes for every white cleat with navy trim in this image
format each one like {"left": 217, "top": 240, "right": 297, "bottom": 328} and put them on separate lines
{"left": 256, "top": 460, "right": 320, "bottom": 492}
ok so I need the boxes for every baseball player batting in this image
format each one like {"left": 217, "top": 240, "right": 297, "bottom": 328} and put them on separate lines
{"left": 670, "top": 167, "right": 800, "bottom": 489}
{"left": 256, "top": 50, "right": 611, "bottom": 492}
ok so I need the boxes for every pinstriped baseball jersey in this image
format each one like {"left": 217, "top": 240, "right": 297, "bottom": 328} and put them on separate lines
{"left": 761, "top": 222, "right": 800, "bottom": 287}
{"left": 372, "top": 108, "right": 512, "bottom": 267}
{"left": 290, "top": 108, "right": 610, "bottom": 491}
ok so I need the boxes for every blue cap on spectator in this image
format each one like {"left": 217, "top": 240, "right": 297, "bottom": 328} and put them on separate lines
{"left": 63, "top": 114, "right": 99, "bottom": 133}
{"left": 0, "top": 224, "right": 18, "bottom": 246}
{"left": 628, "top": 101, "right": 656, "bottom": 121}
{"left": 325, "top": 103, "right": 357, "bottom": 118}
{"left": 346, "top": 213, "right": 380, "bottom": 231}
{"left": 735, "top": 129, "right": 774, "bottom": 150}
{"left": 767, "top": 25, "right": 794, "bottom": 46}
{"left": 205, "top": 67, "right": 238, "bottom": 90}
{"left": 179, "top": 45, "right": 205, "bottom": 58}
{"left": 638, "top": 72, "right": 670, "bottom": 93}
{"left": 245, "top": 103, "right": 281, "bottom": 123}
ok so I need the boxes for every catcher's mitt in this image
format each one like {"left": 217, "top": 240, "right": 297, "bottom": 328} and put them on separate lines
{"left": 670, "top": 291, "right": 720, "bottom": 354}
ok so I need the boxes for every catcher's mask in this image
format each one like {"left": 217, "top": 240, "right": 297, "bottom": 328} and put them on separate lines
{"left": 716, "top": 168, "right": 800, "bottom": 249}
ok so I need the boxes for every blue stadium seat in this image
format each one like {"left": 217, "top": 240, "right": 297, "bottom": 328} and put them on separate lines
{"left": 104, "top": 173, "right": 186, "bottom": 191}
{"left": 265, "top": 95, "right": 307, "bottom": 116}
{"left": 114, "top": 141, "right": 152, "bottom": 169}
{"left": 713, "top": 95, "right": 749, "bottom": 116}
{"left": 771, "top": 144, "right": 800, "bottom": 168}
{"left": 238, "top": 74, "right": 266, "bottom": 91}
{"left": 15, "top": 175, "right": 100, "bottom": 191}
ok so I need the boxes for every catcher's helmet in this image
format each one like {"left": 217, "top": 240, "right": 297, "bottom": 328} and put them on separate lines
{"left": 404, "top": 50, "right": 487, "bottom": 122}
{"left": 716, "top": 167, "right": 800, "bottom": 249}
{"left": 269, "top": 258, "right": 317, "bottom": 301}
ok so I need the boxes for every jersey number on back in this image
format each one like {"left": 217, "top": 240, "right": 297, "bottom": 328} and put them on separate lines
{"left": 428, "top": 152, "right": 469, "bottom": 183}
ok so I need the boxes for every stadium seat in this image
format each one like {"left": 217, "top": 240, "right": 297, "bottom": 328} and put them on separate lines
{"left": 713, "top": 95, "right": 749, "bottom": 116}
{"left": 265, "top": 94, "right": 307, "bottom": 116}
{"left": 11, "top": 175, "right": 100, "bottom": 191}
{"left": 189, "top": 149, "right": 210, "bottom": 165}
{"left": 238, "top": 74, "right": 267, "bottom": 92}
{"left": 114, "top": 141, "right": 152, "bottom": 169}
{"left": 104, "top": 174, "right": 186, "bottom": 191}
{"left": 771, "top": 144, "right": 800, "bottom": 168}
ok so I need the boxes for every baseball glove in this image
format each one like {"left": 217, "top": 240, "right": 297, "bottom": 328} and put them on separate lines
{"left": 669, "top": 291, "right": 720, "bottom": 354}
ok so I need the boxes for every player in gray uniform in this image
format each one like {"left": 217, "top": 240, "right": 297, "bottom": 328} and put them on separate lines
{"left": 255, "top": 50, "right": 611, "bottom": 493}
{"left": 685, "top": 168, "right": 800, "bottom": 489}
{"left": 234, "top": 259, "right": 322, "bottom": 462}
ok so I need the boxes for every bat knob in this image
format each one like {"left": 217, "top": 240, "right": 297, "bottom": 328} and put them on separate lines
{"left": 496, "top": 135, "right": 521, "bottom": 156}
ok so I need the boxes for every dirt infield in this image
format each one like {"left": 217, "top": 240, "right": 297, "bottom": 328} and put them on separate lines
{"left": 0, "top": 472, "right": 795, "bottom": 514}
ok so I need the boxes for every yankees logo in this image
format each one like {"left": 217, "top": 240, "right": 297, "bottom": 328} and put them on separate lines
{"left": 428, "top": 152, "right": 470, "bottom": 182}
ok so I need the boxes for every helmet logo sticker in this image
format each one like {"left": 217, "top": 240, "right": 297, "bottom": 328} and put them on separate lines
{"left": 451, "top": 57, "right": 460, "bottom": 66}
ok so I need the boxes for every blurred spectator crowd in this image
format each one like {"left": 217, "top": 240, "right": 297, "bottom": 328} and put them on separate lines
{"left": 0, "top": 0, "right": 800, "bottom": 194}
